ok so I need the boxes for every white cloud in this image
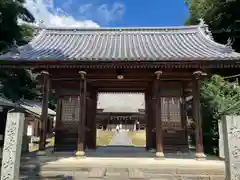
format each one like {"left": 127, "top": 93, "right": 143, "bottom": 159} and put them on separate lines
{"left": 79, "top": 2, "right": 125, "bottom": 25}
{"left": 62, "top": 0, "right": 73, "bottom": 10}
{"left": 79, "top": 3, "right": 93, "bottom": 14}
{"left": 24, "top": 0, "right": 100, "bottom": 28}
{"left": 97, "top": 3, "right": 125, "bottom": 24}
{"left": 43, "top": 0, "right": 53, "bottom": 8}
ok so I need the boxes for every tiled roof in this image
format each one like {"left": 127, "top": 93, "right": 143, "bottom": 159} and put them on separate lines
{"left": 1, "top": 25, "right": 240, "bottom": 61}
{"left": 0, "top": 96, "right": 19, "bottom": 108}
{"left": 20, "top": 100, "right": 56, "bottom": 117}
{"left": 0, "top": 96, "right": 56, "bottom": 116}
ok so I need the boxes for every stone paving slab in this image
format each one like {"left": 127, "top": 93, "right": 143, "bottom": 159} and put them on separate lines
{"left": 88, "top": 168, "right": 106, "bottom": 178}
{"left": 110, "top": 131, "right": 132, "bottom": 145}
{"left": 128, "top": 168, "right": 144, "bottom": 179}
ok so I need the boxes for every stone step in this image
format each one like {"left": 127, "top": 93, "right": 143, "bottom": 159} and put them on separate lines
{"left": 25, "top": 168, "right": 226, "bottom": 180}
{"left": 88, "top": 167, "right": 106, "bottom": 178}
{"left": 38, "top": 171, "right": 88, "bottom": 179}
{"left": 40, "top": 165, "right": 90, "bottom": 172}
{"left": 106, "top": 168, "right": 128, "bottom": 176}
{"left": 128, "top": 168, "right": 144, "bottom": 179}
{"left": 142, "top": 168, "right": 225, "bottom": 176}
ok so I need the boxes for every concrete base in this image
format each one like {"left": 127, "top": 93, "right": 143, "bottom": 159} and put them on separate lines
{"left": 195, "top": 152, "right": 206, "bottom": 160}
{"left": 75, "top": 151, "right": 85, "bottom": 157}
{"left": 155, "top": 152, "right": 165, "bottom": 159}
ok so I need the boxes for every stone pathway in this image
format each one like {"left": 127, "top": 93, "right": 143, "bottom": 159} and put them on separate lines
{"left": 110, "top": 131, "right": 132, "bottom": 146}
{"left": 16, "top": 132, "right": 225, "bottom": 179}
{"left": 18, "top": 154, "right": 225, "bottom": 179}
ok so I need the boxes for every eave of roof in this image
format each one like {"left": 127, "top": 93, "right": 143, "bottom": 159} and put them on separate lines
{"left": 20, "top": 100, "right": 56, "bottom": 117}
{"left": 0, "top": 24, "right": 240, "bottom": 62}
{"left": 0, "top": 96, "right": 20, "bottom": 108}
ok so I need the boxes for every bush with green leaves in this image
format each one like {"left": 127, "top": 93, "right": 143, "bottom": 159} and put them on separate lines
{"left": 199, "top": 74, "right": 240, "bottom": 155}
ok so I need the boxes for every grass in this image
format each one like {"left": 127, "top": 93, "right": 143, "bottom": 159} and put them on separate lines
{"left": 28, "top": 130, "right": 114, "bottom": 152}
{"left": 96, "top": 130, "right": 115, "bottom": 146}
{"left": 29, "top": 137, "right": 55, "bottom": 152}
{"left": 128, "top": 130, "right": 146, "bottom": 146}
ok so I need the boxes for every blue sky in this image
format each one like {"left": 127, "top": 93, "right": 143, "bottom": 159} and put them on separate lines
{"left": 25, "top": 0, "right": 189, "bottom": 28}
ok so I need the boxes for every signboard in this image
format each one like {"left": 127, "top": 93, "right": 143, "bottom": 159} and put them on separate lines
{"left": 110, "top": 116, "right": 132, "bottom": 121}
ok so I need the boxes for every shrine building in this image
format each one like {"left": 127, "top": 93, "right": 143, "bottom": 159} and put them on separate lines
{"left": 1, "top": 22, "right": 240, "bottom": 159}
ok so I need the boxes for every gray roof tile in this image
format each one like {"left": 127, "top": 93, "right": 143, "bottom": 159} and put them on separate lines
{"left": 0, "top": 96, "right": 19, "bottom": 108}
{"left": 20, "top": 100, "right": 56, "bottom": 117}
{"left": 1, "top": 25, "right": 240, "bottom": 61}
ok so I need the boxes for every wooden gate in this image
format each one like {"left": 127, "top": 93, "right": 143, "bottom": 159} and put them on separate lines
{"left": 160, "top": 87, "right": 188, "bottom": 152}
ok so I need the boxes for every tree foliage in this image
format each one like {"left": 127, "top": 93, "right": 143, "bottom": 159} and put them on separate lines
{"left": 199, "top": 75, "right": 240, "bottom": 154}
{"left": 0, "top": 0, "right": 37, "bottom": 101}
{"left": 0, "top": 0, "right": 34, "bottom": 51}
{"left": 201, "top": 75, "right": 240, "bottom": 118}
{"left": 186, "top": 0, "right": 240, "bottom": 155}
{"left": 185, "top": 0, "right": 240, "bottom": 52}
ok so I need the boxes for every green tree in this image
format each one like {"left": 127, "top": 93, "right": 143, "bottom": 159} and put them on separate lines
{"left": 0, "top": 0, "right": 34, "bottom": 51}
{"left": 199, "top": 75, "right": 240, "bottom": 155}
{"left": 185, "top": 0, "right": 240, "bottom": 52}
{"left": 186, "top": 0, "right": 240, "bottom": 155}
{"left": 0, "top": 0, "right": 36, "bottom": 101}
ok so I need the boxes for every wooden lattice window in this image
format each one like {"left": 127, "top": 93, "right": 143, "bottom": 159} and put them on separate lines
{"left": 61, "top": 96, "right": 80, "bottom": 124}
{"left": 161, "top": 97, "right": 182, "bottom": 130}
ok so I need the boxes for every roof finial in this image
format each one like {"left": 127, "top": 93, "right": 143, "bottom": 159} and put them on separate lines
{"left": 11, "top": 39, "right": 20, "bottom": 55}
{"left": 226, "top": 37, "right": 234, "bottom": 47}
{"left": 199, "top": 18, "right": 205, "bottom": 26}
{"left": 38, "top": 20, "right": 45, "bottom": 28}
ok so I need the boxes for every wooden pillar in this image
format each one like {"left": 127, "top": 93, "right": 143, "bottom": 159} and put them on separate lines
{"left": 193, "top": 71, "right": 206, "bottom": 159}
{"left": 53, "top": 97, "right": 62, "bottom": 151}
{"left": 149, "top": 93, "right": 154, "bottom": 149}
{"left": 154, "top": 70, "right": 164, "bottom": 158}
{"left": 87, "top": 90, "right": 97, "bottom": 150}
{"left": 92, "top": 91, "right": 97, "bottom": 149}
{"left": 85, "top": 97, "right": 90, "bottom": 149}
{"left": 76, "top": 71, "right": 87, "bottom": 156}
{"left": 181, "top": 84, "right": 189, "bottom": 141}
{"left": 145, "top": 91, "right": 150, "bottom": 150}
{"left": 39, "top": 70, "right": 50, "bottom": 151}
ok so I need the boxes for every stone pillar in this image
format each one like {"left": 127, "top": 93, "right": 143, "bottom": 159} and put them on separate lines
{"left": 76, "top": 71, "right": 87, "bottom": 157}
{"left": 1, "top": 111, "right": 25, "bottom": 180}
{"left": 39, "top": 70, "right": 50, "bottom": 152}
{"left": 222, "top": 116, "right": 240, "bottom": 180}
{"left": 192, "top": 71, "right": 206, "bottom": 159}
{"left": 154, "top": 70, "right": 164, "bottom": 158}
